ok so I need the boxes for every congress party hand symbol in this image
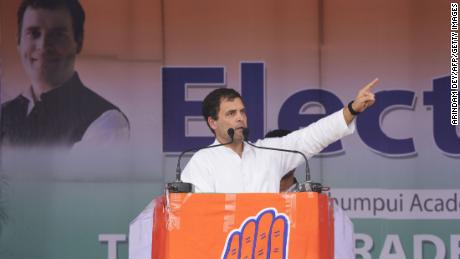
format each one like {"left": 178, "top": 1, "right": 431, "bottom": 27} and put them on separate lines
{"left": 222, "top": 208, "right": 290, "bottom": 259}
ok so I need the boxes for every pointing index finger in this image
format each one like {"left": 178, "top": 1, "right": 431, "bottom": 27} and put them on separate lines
{"left": 363, "top": 78, "right": 379, "bottom": 91}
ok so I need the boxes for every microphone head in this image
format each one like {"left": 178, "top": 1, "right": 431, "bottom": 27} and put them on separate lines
{"left": 227, "top": 128, "right": 235, "bottom": 140}
{"left": 242, "top": 128, "right": 249, "bottom": 141}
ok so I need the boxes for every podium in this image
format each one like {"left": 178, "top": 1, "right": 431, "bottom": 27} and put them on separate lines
{"left": 129, "top": 192, "right": 341, "bottom": 259}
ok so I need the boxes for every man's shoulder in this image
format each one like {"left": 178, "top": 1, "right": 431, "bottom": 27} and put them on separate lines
{"left": 61, "top": 73, "right": 118, "bottom": 112}
{"left": 191, "top": 147, "right": 214, "bottom": 159}
{"left": 74, "top": 84, "right": 118, "bottom": 110}
{"left": 67, "top": 78, "right": 128, "bottom": 123}
{"left": 188, "top": 143, "right": 225, "bottom": 161}
{"left": 2, "top": 94, "right": 27, "bottom": 105}
{"left": 1, "top": 95, "right": 28, "bottom": 114}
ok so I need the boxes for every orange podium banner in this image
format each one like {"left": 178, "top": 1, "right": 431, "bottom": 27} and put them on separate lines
{"left": 151, "top": 193, "right": 334, "bottom": 259}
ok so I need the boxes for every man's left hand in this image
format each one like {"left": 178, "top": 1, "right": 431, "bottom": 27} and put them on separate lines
{"left": 352, "top": 78, "right": 378, "bottom": 113}
{"left": 343, "top": 78, "right": 379, "bottom": 125}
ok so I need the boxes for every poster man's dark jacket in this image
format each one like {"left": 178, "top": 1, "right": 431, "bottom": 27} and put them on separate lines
{"left": 0, "top": 73, "right": 122, "bottom": 147}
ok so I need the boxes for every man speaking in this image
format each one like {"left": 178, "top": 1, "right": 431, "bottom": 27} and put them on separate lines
{"left": 181, "top": 79, "right": 378, "bottom": 193}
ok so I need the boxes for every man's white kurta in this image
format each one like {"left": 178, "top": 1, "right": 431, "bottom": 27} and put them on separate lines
{"left": 181, "top": 110, "right": 355, "bottom": 193}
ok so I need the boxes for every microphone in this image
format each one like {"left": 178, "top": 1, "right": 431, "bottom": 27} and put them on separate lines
{"left": 166, "top": 128, "right": 235, "bottom": 193}
{"left": 243, "top": 128, "right": 326, "bottom": 193}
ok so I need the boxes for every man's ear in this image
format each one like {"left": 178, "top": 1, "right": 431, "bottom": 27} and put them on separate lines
{"left": 208, "top": 117, "right": 217, "bottom": 131}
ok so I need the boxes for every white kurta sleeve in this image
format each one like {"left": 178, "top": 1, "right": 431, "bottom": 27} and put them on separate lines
{"left": 258, "top": 109, "right": 356, "bottom": 178}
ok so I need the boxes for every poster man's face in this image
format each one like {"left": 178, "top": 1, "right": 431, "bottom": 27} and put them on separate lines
{"left": 18, "top": 7, "right": 79, "bottom": 86}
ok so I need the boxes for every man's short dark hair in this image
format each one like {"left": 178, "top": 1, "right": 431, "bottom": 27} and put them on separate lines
{"left": 17, "top": 0, "right": 85, "bottom": 53}
{"left": 202, "top": 88, "right": 242, "bottom": 133}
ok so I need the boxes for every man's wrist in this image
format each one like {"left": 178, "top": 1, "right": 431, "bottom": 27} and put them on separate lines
{"left": 347, "top": 101, "right": 360, "bottom": 116}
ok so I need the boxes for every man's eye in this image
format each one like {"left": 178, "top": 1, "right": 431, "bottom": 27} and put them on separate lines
{"left": 53, "top": 31, "right": 67, "bottom": 38}
{"left": 27, "top": 30, "right": 41, "bottom": 39}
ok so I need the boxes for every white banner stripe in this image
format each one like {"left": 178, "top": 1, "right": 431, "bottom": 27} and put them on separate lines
{"left": 328, "top": 189, "right": 460, "bottom": 219}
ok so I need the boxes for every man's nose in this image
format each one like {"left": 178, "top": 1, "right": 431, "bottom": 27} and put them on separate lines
{"left": 236, "top": 111, "right": 245, "bottom": 122}
{"left": 37, "top": 33, "right": 55, "bottom": 51}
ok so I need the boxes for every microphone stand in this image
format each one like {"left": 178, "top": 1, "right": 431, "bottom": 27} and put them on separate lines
{"left": 166, "top": 128, "right": 235, "bottom": 193}
{"left": 243, "top": 128, "right": 327, "bottom": 193}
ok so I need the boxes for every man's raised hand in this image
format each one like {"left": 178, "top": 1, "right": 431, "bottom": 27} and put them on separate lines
{"left": 352, "top": 78, "right": 378, "bottom": 113}
{"left": 343, "top": 78, "right": 379, "bottom": 124}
